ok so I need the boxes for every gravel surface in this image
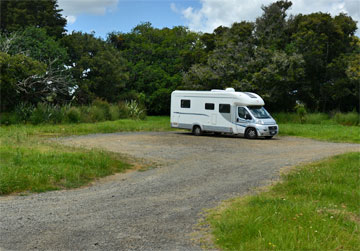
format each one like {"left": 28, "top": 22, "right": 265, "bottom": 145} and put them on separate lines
{"left": 1, "top": 132, "right": 359, "bottom": 250}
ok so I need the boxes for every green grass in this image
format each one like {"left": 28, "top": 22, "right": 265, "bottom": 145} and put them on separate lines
{"left": 0, "top": 146, "right": 130, "bottom": 194}
{"left": 0, "top": 116, "right": 172, "bottom": 137}
{"left": 208, "top": 152, "right": 360, "bottom": 250}
{"left": 278, "top": 123, "right": 360, "bottom": 143}
{"left": 0, "top": 116, "right": 171, "bottom": 195}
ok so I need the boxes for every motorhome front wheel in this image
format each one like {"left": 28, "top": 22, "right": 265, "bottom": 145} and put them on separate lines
{"left": 246, "top": 128, "right": 257, "bottom": 139}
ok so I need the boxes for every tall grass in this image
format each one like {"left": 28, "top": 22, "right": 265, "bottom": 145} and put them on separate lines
{"left": 0, "top": 116, "right": 172, "bottom": 137}
{"left": 0, "top": 99, "right": 146, "bottom": 125}
{"left": 333, "top": 111, "right": 359, "bottom": 126}
{"left": 208, "top": 152, "right": 360, "bottom": 250}
{"left": 273, "top": 111, "right": 359, "bottom": 126}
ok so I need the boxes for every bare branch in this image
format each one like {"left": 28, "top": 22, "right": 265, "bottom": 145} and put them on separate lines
{"left": 15, "top": 59, "right": 73, "bottom": 101}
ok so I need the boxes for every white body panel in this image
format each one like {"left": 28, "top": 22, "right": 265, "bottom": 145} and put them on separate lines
{"left": 170, "top": 89, "right": 278, "bottom": 137}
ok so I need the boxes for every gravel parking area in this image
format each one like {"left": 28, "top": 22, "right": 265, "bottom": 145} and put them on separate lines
{"left": 1, "top": 132, "right": 359, "bottom": 250}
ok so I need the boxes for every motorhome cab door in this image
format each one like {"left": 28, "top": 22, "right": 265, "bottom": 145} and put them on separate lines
{"left": 236, "top": 106, "right": 251, "bottom": 134}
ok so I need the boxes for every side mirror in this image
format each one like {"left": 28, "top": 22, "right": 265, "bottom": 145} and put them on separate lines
{"left": 245, "top": 114, "right": 252, "bottom": 120}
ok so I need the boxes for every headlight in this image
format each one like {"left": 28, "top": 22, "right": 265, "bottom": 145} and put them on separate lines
{"left": 256, "top": 120, "right": 264, "bottom": 125}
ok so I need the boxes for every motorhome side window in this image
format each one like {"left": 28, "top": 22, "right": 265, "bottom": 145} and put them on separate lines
{"left": 205, "top": 103, "right": 214, "bottom": 110}
{"left": 181, "top": 99, "right": 190, "bottom": 108}
{"left": 219, "top": 104, "right": 230, "bottom": 113}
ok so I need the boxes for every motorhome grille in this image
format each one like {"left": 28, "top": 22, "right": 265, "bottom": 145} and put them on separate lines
{"left": 244, "top": 92, "right": 257, "bottom": 98}
{"left": 268, "top": 126, "right": 277, "bottom": 131}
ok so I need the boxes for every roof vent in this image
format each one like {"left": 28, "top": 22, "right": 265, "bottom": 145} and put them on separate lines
{"left": 225, "top": 88, "right": 235, "bottom": 92}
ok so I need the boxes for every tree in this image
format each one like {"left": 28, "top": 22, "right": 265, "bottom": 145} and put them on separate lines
{"left": 255, "top": 0, "right": 292, "bottom": 50}
{"left": 108, "top": 23, "right": 204, "bottom": 114}
{"left": 0, "top": 52, "right": 46, "bottom": 111}
{"left": 0, "top": 0, "right": 66, "bottom": 39}
{"left": 0, "top": 26, "right": 68, "bottom": 66}
{"left": 251, "top": 49, "right": 305, "bottom": 110}
{"left": 183, "top": 22, "right": 256, "bottom": 91}
{"left": 61, "top": 32, "right": 129, "bottom": 104}
{"left": 289, "top": 12, "right": 358, "bottom": 111}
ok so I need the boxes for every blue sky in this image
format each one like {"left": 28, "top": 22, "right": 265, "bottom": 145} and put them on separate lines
{"left": 59, "top": 0, "right": 360, "bottom": 38}
{"left": 62, "top": 0, "right": 201, "bottom": 38}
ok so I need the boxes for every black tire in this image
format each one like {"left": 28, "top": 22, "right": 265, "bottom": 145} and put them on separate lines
{"left": 265, "top": 136, "right": 273, "bottom": 139}
{"left": 245, "top": 128, "right": 257, "bottom": 139}
{"left": 193, "top": 126, "right": 202, "bottom": 136}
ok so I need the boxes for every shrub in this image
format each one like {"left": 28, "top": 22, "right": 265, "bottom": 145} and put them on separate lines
{"left": 295, "top": 104, "right": 307, "bottom": 124}
{"left": 92, "top": 98, "right": 111, "bottom": 120}
{"left": 66, "top": 107, "right": 81, "bottom": 123}
{"left": 30, "top": 103, "right": 51, "bottom": 125}
{"left": 118, "top": 102, "right": 129, "bottom": 119}
{"left": 89, "top": 105, "right": 106, "bottom": 122}
{"left": 333, "top": 111, "right": 359, "bottom": 126}
{"left": 109, "top": 105, "right": 120, "bottom": 121}
{"left": 51, "top": 105, "right": 67, "bottom": 124}
{"left": 0, "top": 112, "right": 19, "bottom": 125}
{"left": 29, "top": 103, "right": 68, "bottom": 125}
{"left": 272, "top": 113, "right": 299, "bottom": 123}
{"left": 14, "top": 103, "right": 35, "bottom": 123}
{"left": 305, "top": 113, "right": 330, "bottom": 124}
{"left": 78, "top": 106, "right": 92, "bottom": 123}
{"left": 126, "top": 100, "right": 146, "bottom": 120}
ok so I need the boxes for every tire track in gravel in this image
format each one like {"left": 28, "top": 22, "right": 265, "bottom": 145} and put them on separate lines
{"left": 1, "top": 132, "right": 359, "bottom": 250}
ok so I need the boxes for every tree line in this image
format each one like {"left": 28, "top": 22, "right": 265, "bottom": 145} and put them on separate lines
{"left": 1, "top": 0, "right": 359, "bottom": 115}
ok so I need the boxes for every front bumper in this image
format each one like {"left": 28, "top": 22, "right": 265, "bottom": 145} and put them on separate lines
{"left": 255, "top": 124, "right": 279, "bottom": 137}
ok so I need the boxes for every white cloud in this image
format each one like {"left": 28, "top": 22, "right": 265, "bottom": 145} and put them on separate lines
{"left": 58, "top": 0, "right": 119, "bottom": 23}
{"left": 173, "top": 0, "right": 360, "bottom": 34}
{"left": 289, "top": 0, "right": 360, "bottom": 24}
{"left": 65, "top": 16, "right": 77, "bottom": 25}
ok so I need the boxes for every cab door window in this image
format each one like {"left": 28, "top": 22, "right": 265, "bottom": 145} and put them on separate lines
{"left": 238, "top": 107, "right": 251, "bottom": 120}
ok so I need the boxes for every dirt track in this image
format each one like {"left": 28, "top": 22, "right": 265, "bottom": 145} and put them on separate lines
{"left": 0, "top": 132, "right": 359, "bottom": 250}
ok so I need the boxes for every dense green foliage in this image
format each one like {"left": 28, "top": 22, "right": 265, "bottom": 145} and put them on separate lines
{"left": 0, "top": 0, "right": 359, "bottom": 116}
{"left": 61, "top": 32, "right": 129, "bottom": 104}
{"left": 0, "top": 0, "right": 66, "bottom": 39}
{"left": 208, "top": 152, "right": 360, "bottom": 250}
{"left": 0, "top": 52, "right": 47, "bottom": 111}
{"left": 0, "top": 100, "right": 146, "bottom": 125}
{"left": 108, "top": 23, "right": 205, "bottom": 114}
{"left": 184, "top": 2, "right": 359, "bottom": 112}
{"left": 0, "top": 26, "right": 73, "bottom": 110}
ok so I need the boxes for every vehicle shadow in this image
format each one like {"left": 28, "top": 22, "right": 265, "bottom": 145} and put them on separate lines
{"left": 174, "top": 131, "right": 279, "bottom": 140}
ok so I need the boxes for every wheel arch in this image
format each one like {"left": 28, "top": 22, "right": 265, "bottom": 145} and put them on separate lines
{"left": 192, "top": 123, "right": 203, "bottom": 131}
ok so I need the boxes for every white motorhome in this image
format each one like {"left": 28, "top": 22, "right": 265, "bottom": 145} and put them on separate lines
{"left": 170, "top": 88, "right": 278, "bottom": 139}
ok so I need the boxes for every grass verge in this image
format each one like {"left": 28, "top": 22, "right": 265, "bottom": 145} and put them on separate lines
{"left": 278, "top": 123, "right": 360, "bottom": 143}
{"left": 0, "top": 116, "right": 172, "bottom": 137}
{"left": 0, "top": 116, "right": 171, "bottom": 195}
{"left": 207, "top": 152, "right": 360, "bottom": 250}
{"left": 0, "top": 145, "right": 130, "bottom": 195}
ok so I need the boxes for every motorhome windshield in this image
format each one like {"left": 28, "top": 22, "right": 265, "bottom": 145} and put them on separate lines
{"left": 248, "top": 106, "right": 271, "bottom": 119}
